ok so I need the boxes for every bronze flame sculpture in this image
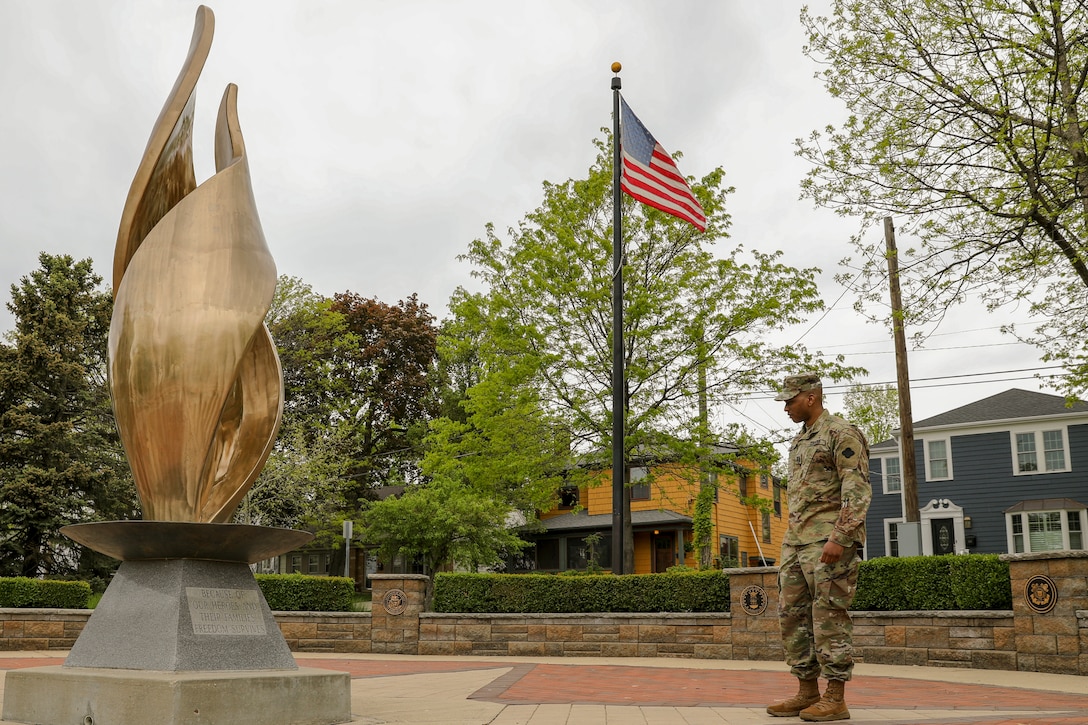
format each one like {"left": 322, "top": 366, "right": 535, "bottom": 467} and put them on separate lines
{"left": 61, "top": 5, "right": 309, "bottom": 562}
{"left": 2, "top": 15, "right": 354, "bottom": 709}
{"left": 2, "top": 11, "right": 352, "bottom": 719}
{"left": 111, "top": 5, "right": 282, "bottom": 524}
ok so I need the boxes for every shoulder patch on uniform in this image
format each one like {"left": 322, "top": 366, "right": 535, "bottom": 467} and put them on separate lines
{"left": 842, "top": 447, "right": 855, "bottom": 459}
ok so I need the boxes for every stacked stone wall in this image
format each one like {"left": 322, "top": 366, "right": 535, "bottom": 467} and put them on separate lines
{"left": 3, "top": 553, "right": 1086, "bottom": 675}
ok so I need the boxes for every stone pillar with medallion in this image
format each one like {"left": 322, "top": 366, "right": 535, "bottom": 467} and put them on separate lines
{"left": 724, "top": 565, "right": 784, "bottom": 661}
{"left": 370, "top": 573, "right": 429, "bottom": 654}
{"left": 1003, "top": 551, "right": 1088, "bottom": 675}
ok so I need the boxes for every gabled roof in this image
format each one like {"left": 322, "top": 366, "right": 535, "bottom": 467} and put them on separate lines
{"left": 527, "top": 509, "right": 692, "bottom": 534}
{"left": 867, "top": 389, "right": 1088, "bottom": 453}
{"left": 913, "top": 388, "right": 1088, "bottom": 429}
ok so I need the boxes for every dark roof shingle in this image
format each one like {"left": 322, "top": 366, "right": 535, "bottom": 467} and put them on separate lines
{"left": 912, "top": 388, "right": 1088, "bottom": 429}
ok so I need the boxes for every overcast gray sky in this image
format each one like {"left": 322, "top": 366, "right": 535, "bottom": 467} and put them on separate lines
{"left": 0, "top": 0, "right": 1057, "bottom": 441}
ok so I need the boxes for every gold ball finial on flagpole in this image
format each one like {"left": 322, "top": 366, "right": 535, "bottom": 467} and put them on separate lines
{"left": 611, "top": 61, "right": 622, "bottom": 74}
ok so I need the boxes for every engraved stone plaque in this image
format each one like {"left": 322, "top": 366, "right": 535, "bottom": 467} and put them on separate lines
{"left": 186, "top": 587, "right": 266, "bottom": 635}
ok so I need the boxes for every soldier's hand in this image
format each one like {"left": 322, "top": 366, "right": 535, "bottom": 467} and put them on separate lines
{"left": 820, "top": 540, "right": 845, "bottom": 564}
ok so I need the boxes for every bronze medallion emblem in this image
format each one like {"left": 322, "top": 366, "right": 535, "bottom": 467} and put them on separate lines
{"left": 741, "top": 585, "right": 769, "bottom": 616}
{"left": 1024, "top": 574, "right": 1058, "bottom": 614}
{"left": 382, "top": 588, "right": 408, "bottom": 615}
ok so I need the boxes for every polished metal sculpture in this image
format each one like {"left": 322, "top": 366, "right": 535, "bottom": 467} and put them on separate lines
{"left": 40, "top": 0, "right": 330, "bottom": 679}
{"left": 4, "top": 11, "right": 351, "bottom": 723}
{"left": 110, "top": 4, "right": 282, "bottom": 524}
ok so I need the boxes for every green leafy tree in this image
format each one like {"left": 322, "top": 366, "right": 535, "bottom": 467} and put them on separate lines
{"left": 445, "top": 134, "right": 860, "bottom": 483}
{"left": 360, "top": 478, "right": 528, "bottom": 605}
{"left": 798, "top": 0, "right": 1088, "bottom": 395}
{"left": 248, "top": 278, "right": 440, "bottom": 581}
{"left": 432, "top": 317, "right": 481, "bottom": 424}
{"left": 330, "top": 292, "right": 439, "bottom": 506}
{"left": 0, "top": 254, "right": 137, "bottom": 578}
{"left": 242, "top": 425, "right": 350, "bottom": 529}
{"left": 243, "top": 277, "right": 353, "bottom": 532}
{"left": 265, "top": 275, "right": 354, "bottom": 441}
{"left": 414, "top": 134, "right": 861, "bottom": 572}
{"left": 842, "top": 383, "right": 899, "bottom": 444}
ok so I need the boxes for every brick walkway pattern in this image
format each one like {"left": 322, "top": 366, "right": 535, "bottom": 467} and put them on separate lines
{"left": 3, "top": 656, "right": 1087, "bottom": 724}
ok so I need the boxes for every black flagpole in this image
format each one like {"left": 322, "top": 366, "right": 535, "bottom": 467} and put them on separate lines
{"left": 610, "top": 62, "right": 625, "bottom": 574}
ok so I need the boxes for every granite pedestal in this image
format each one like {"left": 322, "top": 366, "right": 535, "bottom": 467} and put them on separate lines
{"left": 3, "top": 666, "right": 351, "bottom": 725}
{"left": 1, "top": 523, "right": 353, "bottom": 725}
{"left": 66, "top": 559, "right": 296, "bottom": 671}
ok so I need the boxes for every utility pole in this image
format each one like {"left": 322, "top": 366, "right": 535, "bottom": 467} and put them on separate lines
{"left": 884, "top": 218, "right": 921, "bottom": 534}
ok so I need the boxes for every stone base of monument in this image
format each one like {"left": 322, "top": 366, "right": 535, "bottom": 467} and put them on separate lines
{"left": 66, "top": 558, "right": 298, "bottom": 670}
{"left": 1, "top": 522, "right": 354, "bottom": 725}
{"left": 2, "top": 666, "right": 352, "bottom": 725}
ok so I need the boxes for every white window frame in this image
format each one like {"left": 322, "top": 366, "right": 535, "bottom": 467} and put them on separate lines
{"left": 1006, "top": 508, "right": 1087, "bottom": 553}
{"left": 1009, "top": 426, "right": 1071, "bottom": 476}
{"left": 629, "top": 466, "right": 651, "bottom": 500}
{"left": 877, "top": 455, "right": 902, "bottom": 494}
{"left": 884, "top": 517, "right": 904, "bottom": 557}
{"left": 923, "top": 437, "right": 953, "bottom": 481}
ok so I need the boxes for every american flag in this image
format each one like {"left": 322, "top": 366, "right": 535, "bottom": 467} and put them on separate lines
{"left": 619, "top": 97, "right": 706, "bottom": 232}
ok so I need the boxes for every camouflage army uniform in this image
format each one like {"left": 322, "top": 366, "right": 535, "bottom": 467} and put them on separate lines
{"left": 779, "top": 409, "right": 871, "bottom": 682}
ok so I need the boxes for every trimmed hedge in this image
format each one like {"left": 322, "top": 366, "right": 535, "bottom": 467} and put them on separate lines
{"left": 255, "top": 573, "right": 355, "bottom": 612}
{"left": 0, "top": 555, "right": 1013, "bottom": 614}
{"left": 432, "top": 570, "right": 730, "bottom": 613}
{"left": 433, "top": 555, "right": 1012, "bottom": 614}
{"left": 851, "top": 554, "right": 1011, "bottom": 611}
{"left": 0, "top": 578, "right": 91, "bottom": 609}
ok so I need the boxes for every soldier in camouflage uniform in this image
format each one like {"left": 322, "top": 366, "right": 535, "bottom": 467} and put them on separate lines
{"left": 766, "top": 373, "right": 871, "bottom": 722}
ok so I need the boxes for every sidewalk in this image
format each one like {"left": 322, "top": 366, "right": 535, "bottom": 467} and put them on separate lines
{"left": 3, "top": 650, "right": 1088, "bottom": 724}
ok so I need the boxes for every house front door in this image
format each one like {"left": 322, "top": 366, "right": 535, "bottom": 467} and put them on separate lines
{"left": 653, "top": 535, "right": 673, "bottom": 573}
{"left": 931, "top": 518, "right": 955, "bottom": 555}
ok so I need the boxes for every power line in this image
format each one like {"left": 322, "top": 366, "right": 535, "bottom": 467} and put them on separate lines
{"left": 828, "top": 365, "right": 1066, "bottom": 390}
{"left": 728, "top": 365, "right": 1067, "bottom": 402}
{"left": 905, "top": 374, "right": 1061, "bottom": 391}
{"left": 816, "top": 324, "right": 1038, "bottom": 351}
{"left": 843, "top": 341, "right": 1025, "bottom": 356}
{"left": 791, "top": 282, "right": 854, "bottom": 346}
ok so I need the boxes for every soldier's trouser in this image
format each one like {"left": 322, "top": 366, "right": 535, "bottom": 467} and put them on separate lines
{"left": 777, "top": 541, "right": 860, "bottom": 681}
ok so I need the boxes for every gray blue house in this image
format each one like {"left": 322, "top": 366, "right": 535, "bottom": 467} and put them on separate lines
{"left": 866, "top": 388, "right": 1088, "bottom": 558}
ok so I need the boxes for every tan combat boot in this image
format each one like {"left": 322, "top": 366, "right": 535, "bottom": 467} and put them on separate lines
{"left": 800, "top": 678, "right": 850, "bottom": 721}
{"left": 766, "top": 678, "right": 821, "bottom": 717}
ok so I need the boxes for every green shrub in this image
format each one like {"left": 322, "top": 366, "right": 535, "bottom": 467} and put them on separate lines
{"left": 852, "top": 556, "right": 903, "bottom": 610}
{"left": 432, "top": 570, "right": 730, "bottom": 613}
{"left": 433, "top": 554, "right": 1011, "bottom": 615}
{"left": 0, "top": 578, "right": 90, "bottom": 609}
{"left": 255, "top": 574, "right": 355, "bottom": 612}
{"left": 852, "top": 554, "right": 1011, "bottom": 611}
{"left": 949, "top": 554, "right": 1012, "bottom": 609}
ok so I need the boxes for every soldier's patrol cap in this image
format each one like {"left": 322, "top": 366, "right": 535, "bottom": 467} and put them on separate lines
{"left": 774, "top": 373, "right": 822, "bottom": 401}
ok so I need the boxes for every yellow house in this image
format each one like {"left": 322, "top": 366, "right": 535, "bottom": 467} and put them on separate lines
{"left": 517, "top": 445, "right": 789, "bottom": 574}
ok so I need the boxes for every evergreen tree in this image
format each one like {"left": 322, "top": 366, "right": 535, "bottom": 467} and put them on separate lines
{"left": 0, "top": 254, "right": 137, "bottom": 578}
